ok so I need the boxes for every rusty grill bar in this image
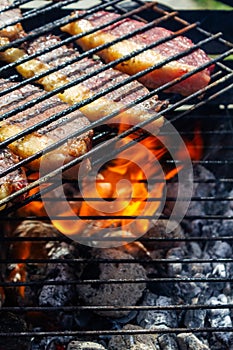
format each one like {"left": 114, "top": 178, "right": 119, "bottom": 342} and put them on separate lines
{"left": 0, "top": 0, "right": 233, "bottom": 347}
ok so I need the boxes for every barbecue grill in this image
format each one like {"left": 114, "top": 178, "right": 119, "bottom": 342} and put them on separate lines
{"left": 0, "top": 0, "right": 233, "bottom": 349}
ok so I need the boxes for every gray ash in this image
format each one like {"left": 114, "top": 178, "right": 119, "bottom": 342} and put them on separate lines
{"left": 1, "top": 162, "right": 233, "bottom": 350}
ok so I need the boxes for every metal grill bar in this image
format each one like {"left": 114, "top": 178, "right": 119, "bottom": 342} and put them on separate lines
{"left": 0, "top": 0, "right": 126, "bottom": 52}
{"left": 0, "top": 51, "right": 231, "bottom": 181}
{"left": 0, "top": 277, "right": 232, "bottom": 287}
{"left": 1, "top": 214, "right": 231, "bottom": 220}
{"left": 0, "top": 65, "right": 231, "bottom": 211}
{"left": 1, "top": 235, "right": 233, "bottom": 242}
{"left": 0, "top": 0, "right": 79, "bottom": 32}
{"left": 1, "top": 258, "right": 233, "bottom": 264}
{"left": 0, "top": 0, "right": 31, "bottom": 12}
{"left": 1, "top": 304, "right": 233, "bottom": 312}
{"left": 0, "top": 6, "right": 176, "bottom": 77}
{"left": 0, "top": 2, "right": 232, "bottom": 345}
{"left": 153, "top": 3, "right": 233, "bottom": 49}
{"left": 0, "top": 327, "right": 232, "bottom": 337}
{"left": 0, "top": 0, "right": 153, "bottom": 37}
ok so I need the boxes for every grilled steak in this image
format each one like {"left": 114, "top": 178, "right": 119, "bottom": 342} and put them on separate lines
{"left": 0, "top": 0, "right": 24, "bottom": 39}
{"left": 24, "top": 34, "right": 165, "bottom": 130}
{"left": 0, "top": 148, "right": 27, "bottom": 209}
{"left": 0, "top": 79, "right": 93, "bottom": 179}
{"left": 61, "top": 11, "right": 214, "bottom": 96}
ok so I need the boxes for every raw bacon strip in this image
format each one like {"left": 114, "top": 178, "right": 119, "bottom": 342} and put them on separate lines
{"left": 61, "top": 11, "right": 214, "bottom": 96}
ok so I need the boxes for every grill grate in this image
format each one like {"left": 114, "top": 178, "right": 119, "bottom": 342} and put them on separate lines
{"left": 0, "top": 0, "right": 233, "bottom": 348}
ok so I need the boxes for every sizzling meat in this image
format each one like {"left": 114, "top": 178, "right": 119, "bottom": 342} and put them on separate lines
{"left": 0, "top": 0, "right": 24, "bottom": 40}
{"left": 26, "top": 35, "right": 163, "bottom": 110}
{"left": 0, "top": 148, "right": 27, "bottom": 208}
{"left": 0, "top": 79, "right": 93, "bottom": 178}
{"left": 61, "top": 11, "right": 214, "bottom": 96}
{"left": 0, "top": 35, "right": 164, "bottom": 132}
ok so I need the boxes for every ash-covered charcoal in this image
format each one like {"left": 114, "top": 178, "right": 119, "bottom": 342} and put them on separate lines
{"left": 155, "top": 330, "right": 179, "bottom": 350}
{"left": 77, "top": 248, "right": 147, "bottom": 318}
{"left": 137, "top": 292, "right": 178, "bottom": 329}
{"left": 184, "top": 307, "right": 206, "bottom": 330}
{"left": 67, "top": 340, "right": 107, "bottom": 350}
{"left": 31, "top": 335, "right": 73, "bottom": 350}
{"left": 0, "top": 311, "right": 29, "bottom": 350}
{"left": 207, "top": 294, "right": 233, "bottom": 346}
{"left": 137, "top": 292, "right": 178, "bottom": 349}
{"left": 203, "top": 241, "right": 233, "bottom": 296}
{"left": 108, "top": 324, "right": 158, "bottom": 350}
{"left": 166, "top": 165, "right": 216, "bottom": 217}
{"left": 38, "top": 263, "right": 76, "bottom": 307}
{"left": 177, "top": 333, "right": 210, "bottom": 350}
{"left": 166, "top": 246, "right": 186, "bottom": 277}
{"left": 219, "top": 189, "right": 233, "bottom": 236}
{"left": 143, "top": 220, "right": 184, "bottom": 251}
{"left": 39, "top": 242, "right": 80, "bottom": 307}
{"left": 166, "top": 165, "right": 216, "bottom": 236}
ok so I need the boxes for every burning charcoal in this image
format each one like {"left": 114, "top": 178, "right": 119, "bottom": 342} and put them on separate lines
{"left": 9, "top": 220, "right": 59, "bottom": 259}
{"left": 108, "top": 324, "right": 158, "bottom": 350}
{"left": 77, "top": 248, "right": 146, "bottom": 317}
{"left": 39, "top": 242, "right": 79, "bottom": 307}
{"left": 137, "top": 292, "right": 178, "bottom": 329}
{"left": 6, "top": 221, "right": 60, "bottom": 305}
{"left": 207, "top": 294, "right": 233, "bottom": 346}
{"left": 166, "top": 165, "right": 216, "bottom": 218}
{"left": 143, "top": 220, "right": 184, "bottom": 250}
{"left": 177, "top": 333, "right": 210, "bottom": 350}
{"left": 38, "top": 263, "right": 76, "bottom": 306}
{"left": 0, "top": 312, "right": 29, "bottom": 350}
{"left": 67, "top": 341, "right": 107, "bottom": 350}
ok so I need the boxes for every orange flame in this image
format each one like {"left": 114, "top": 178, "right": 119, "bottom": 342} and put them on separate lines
{"left": 52, "top": 124, "right": 202, "bottom": 240}
{"left": 16, "top": 125, "right": 203, "bottom": 249}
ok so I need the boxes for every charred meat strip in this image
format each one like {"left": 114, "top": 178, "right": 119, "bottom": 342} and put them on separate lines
{"left": 61, "top": 11, "right": 214, "bottom": 96}
{"left": 0, "top": 148, "right": 27, "bottom": 209}
{"left": 0, "top": 35, "right": 164, "bottom": 131}
{"left": 0, "top": 0, "right": 24, "bottom": 39}
{"left": 26, "top": 34, "right": 165, "bottom": 124}
{"left": 0, "top": 79, "right": 93, "bottom": 178}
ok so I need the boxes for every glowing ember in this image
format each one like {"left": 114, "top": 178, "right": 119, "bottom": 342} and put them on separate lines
{"left": 17, "top": 121, "right": 203, "bottom": 248}
{"left": 50, "top": 124, "right": 201, "bottom": 243}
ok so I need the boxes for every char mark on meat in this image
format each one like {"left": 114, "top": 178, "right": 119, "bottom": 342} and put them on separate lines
{"left": 0, "top": 148, "right": 28, "bottom": 209}
{"left": 61, "top": 10, "right": 214, "bottom": 96}
{"left": 23, "top": 34, "right": 165, "bottom": 130}
{"left": 0, "top": 79, "right": 93, "bottom": 179}
{"left": 0, "top": 0, "right": 24, "bottom": 40}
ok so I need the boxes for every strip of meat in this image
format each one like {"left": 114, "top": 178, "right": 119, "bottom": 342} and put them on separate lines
{"left": 0, "top": 79, "right": 93, "bottom": 179}
{"left": 0, "top": 35, "right": 164, "bottom": 132}
{"left": 61, "top": 11, "right": 214, "bottom": 96}
{"left": 0, "top": 148, "right": 27, "bottom": 209}
{"left": 0, "top": 0, "right": 24, "bottom": 39}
